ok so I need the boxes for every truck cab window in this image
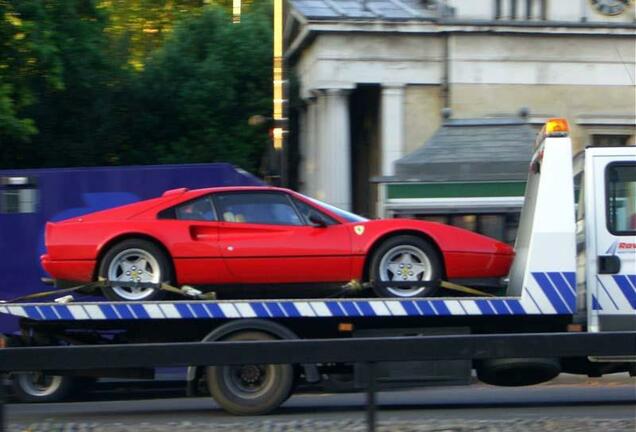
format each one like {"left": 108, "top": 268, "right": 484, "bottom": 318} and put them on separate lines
{"left": 606, "top": 163, "right": 636, "bottom": 235}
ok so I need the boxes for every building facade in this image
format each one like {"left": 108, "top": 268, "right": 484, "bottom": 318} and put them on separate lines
{"left": 285, "top": 0, "right": 636, "bottom": 216}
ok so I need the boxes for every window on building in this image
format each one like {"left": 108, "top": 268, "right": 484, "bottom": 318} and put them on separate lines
{"left": 495, "top": 0, "right": 546, "bottom": 20}
{"left": 591, "top": 135, "right": 632, "bottom": 147}
{"left": 606, "top": 163, "right": 636, "bottom": 235}
{"left": 403, "top": 212, "right": 521, "bottom": 244}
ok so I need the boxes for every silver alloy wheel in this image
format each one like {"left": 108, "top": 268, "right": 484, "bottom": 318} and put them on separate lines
{"left": 223, "top": 364, "right": 276, "bottom": 399}
{"left": 107, "top": 248, "right": 161, "bottom": 301}
{"left": 16, "top": 373, "right": 63, "bottom": 397}
{"left": 378, "top": 244, "right": 433, "bottom": 297}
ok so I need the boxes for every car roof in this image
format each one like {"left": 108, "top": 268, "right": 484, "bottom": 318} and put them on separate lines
{"left": 179, "top": 185, "right": 291, "bottom": 198}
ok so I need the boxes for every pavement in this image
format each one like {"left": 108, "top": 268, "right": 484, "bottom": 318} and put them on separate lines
{"left": 5, "top": 374, "right": 635, "bottom": 431}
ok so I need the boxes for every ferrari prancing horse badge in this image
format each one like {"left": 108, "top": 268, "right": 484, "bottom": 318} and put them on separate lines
{"left": 354, "top": 225, "right": 365, "bottom": 236}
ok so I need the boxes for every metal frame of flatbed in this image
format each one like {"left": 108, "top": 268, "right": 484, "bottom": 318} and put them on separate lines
{"left": 0, "top": 331, "right": 635, "bottom": 432}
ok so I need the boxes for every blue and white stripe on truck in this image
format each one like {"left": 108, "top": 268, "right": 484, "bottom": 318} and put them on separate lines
{"left": 6, "top": 271, "right": 630, "bottom": 321}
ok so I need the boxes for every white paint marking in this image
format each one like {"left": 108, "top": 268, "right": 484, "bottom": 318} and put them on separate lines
{"left": 385, "top": 301, "right": 407, "bottom": 316}
{"left": 219, "top": 303, "right": 240, "bottom": 318}
{"left": 369, "top": 301, "right": 391, "bottom": 316}
{"left": 159, "top": 304, "right": 181, "bottom": 319}
{"left": 236, "top": 303, "right": 257, "bottom": 318}
{"left": 310, "top": 302, "right": 332, "bottom": 317}
{"left": 460, "top": 300, "right": 481, "bottom": 315}
{"left": 68, "top": 305, "right": 89, "bottom": 320}
{"left": 144, "top": 304, "right": 165, "bottom": 319}
{"left": 294, "top": 302, "right": 316, "bottom": 317}
{"left": 7, "top": 306, "right": 26, "bottom": 318}
{"left": 446, "top": 300, "right": 466, "bottom": 315}
{"left": 83, "top": 305, "right": 106, "bottom": 320}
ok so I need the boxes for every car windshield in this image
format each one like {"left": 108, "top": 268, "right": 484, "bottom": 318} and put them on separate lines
{"left": 304, "top": 195, "right": 368, "bottom": 223}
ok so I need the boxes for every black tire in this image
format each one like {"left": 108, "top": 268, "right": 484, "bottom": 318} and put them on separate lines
{"left": 99, "top": 239, "right": 171, "bottom": 301}
{"left": 369, "top": 235, "right": 442, "bottom": 298}
{"left": 206, "top": 331, "right": 293, "bottom": 415}
{"left": 11, "top": 373, "right": 76, "bottom": 403}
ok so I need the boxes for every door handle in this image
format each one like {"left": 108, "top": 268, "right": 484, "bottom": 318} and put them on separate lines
{"left": 598, "top": 255, "right": 621, "bottom": 274}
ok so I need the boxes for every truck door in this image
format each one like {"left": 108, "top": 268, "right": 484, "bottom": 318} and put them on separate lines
{"left": 590, "top": 150, "right": 636, "bottom": 332}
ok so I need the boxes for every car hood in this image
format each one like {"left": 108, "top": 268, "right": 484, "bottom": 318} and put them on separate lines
{"left": 353, "top": 218, "right": 514, "bottom": 255}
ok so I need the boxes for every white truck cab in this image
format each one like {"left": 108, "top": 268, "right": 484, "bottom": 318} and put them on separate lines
{"left": 577, "top": 146, "right": 636, "bottom": 334}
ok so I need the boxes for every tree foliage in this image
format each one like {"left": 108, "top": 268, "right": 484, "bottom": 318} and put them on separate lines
{"left": 0, "top": 0, "right": 272, "bottom": 174}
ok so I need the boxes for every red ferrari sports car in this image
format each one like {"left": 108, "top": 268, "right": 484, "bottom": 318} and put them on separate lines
{"left": 42, "top": 186, "right": 514, "bottom": 301}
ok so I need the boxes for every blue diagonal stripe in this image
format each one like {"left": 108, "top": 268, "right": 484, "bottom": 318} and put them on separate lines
{"left": 592, "top": 295, "right": 601, "bottom": 310}
{"left": 506, "top": 300, "right": 525, "bottom": 314}
{"left": 354, "top": 301, "right": 374, "bottom": 316}
{"left": 431, "top": 301, "right": 450, "bottom": 316}
{"left": 175, "top": 303, "right": 194, "bottom": 318}
{"left": 326, "top": 302, "right": 344, "bottom": 317}
{"left": 564, "top": 272, "right": 576, "bottom": 293}
{"left": 265, "top": 303, "right": 286, "bottom": 318}
{"left": 116, "top": 304, "right": 135, "bottom": 319}
{"left": 547, "top": 272, "right": 576, "bottom": 310}
{"left": 24, "top": 306, "right": 44, "bottom": 320}
{"left": 56, "top": 306, "right": 74, "bottom": 320}
{"left": 130, "top": 304, "right": 150, "bottom": 319}
{"left": 476, "top": 300, "right": 494, "bottom": 315}
{"left": 99, "top": 304, "right": 118, "bottom": 319}
{"left": 402, "top": 301, "right": 420, "bottom": 315}
{"left": 281, "top": 302, "right": 300, "bottom": 317}
{"left": 415, "top": 301, "right": 436, "bottom": 315}
{"left": 612, "top": 275, "right": 636, "bottom": 309}
{"left": 190, "top": 303, "right": 210, "bottom": 318}
{"left": 491, "top": 301, "right": 511, "bottom": 315}
{"left": 532, "top": 272, "right": 570, "bottom": 313}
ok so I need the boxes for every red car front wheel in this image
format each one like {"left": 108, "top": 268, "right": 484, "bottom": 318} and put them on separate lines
{"left": 369, "top": 235, "right": 441, "bottom": 298}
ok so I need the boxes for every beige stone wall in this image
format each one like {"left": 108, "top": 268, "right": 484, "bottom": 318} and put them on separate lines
{"left": 449, "top": 84, "right": 636, "bottom": 152}
{"left": 404, "top": 85, "right": 444, "bottom": 153}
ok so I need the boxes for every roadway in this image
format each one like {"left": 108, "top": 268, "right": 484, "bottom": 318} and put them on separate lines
{"left": 5, "top": 375, "right": 635, "bottom": 431}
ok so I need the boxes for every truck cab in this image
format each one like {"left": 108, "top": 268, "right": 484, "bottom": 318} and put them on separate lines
{"left": 576, "top": 146, "right": 635, "bottom": 334}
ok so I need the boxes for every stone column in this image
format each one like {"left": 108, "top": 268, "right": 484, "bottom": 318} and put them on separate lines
{"left": 312, "top": 88, "right": 352, "bottom": 210}
{"left": 381, "top": 84, "right": 406, "bottom": 176}
{"left": 300, "top": 96, "right": 317, "bottom": 196}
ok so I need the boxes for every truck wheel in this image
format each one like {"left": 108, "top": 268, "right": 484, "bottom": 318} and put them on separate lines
{"left": 206, "top": 331, "right": 293, "bottom": 415}
{"left": 369, "top": 235, "right": 441, "bottom": 298}
{"left": 12, "top": 373, "right": 75, "bottom": 403}
{"left": 99, "top": 239, "right": 171, "bottom": 301}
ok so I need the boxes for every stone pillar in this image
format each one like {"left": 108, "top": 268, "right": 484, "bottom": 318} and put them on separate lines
{"left": 381, "top": 84, "right": 405, "bottom": 176}
{"left": 300, "top": 96, "right": 317, "bottom": 196}
{"left": 311, "top": 89, "right": 352, "bottom": 210}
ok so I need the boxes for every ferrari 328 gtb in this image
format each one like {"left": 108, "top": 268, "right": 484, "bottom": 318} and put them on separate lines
{"left": 41, "top": 187, "right": 514, "bottom": 301}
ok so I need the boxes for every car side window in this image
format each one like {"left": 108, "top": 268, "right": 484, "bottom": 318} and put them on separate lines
{"left": 293, "top": 198, "right": 337, "bottom": 226}
{"left": 214, "top": 192, "right": 303, "bottom": 226}
{"left": 165, "top": 195, "right": 216, "bottom": 222}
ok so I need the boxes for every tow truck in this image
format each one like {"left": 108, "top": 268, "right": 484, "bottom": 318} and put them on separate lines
{"left": 0, "top": 118, "right": 634, "bottom": 415}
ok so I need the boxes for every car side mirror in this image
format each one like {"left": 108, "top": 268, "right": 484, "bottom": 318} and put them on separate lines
{"left": 309, "top": 213, "right": 328, "bottom": 228}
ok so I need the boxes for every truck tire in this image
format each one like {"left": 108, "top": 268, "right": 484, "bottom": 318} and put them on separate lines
{"left": 12, "top": 373, "right": 75, "bottom": 403}
{"left": 369, "top": 235, "right": 441, "bottom": 298}
{"left": 206, "top": 331, "right": 293, "bottom": 415}
{"left": 99, "top": 239, "right": 171, "bottom": 301}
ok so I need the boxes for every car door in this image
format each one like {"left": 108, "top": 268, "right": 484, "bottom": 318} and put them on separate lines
{"left": 214, "top": 191, "right": 353, "bottom": 284}
{"left": 157, "top": 194, "right": 234, "bottom": 284}
{"left": 591, "top": 155, "right": 636, "bottom": 332}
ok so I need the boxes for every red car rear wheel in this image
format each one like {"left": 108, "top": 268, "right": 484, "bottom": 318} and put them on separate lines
{"left": 99, "top": 239, "right": 171, "bottom": 301}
